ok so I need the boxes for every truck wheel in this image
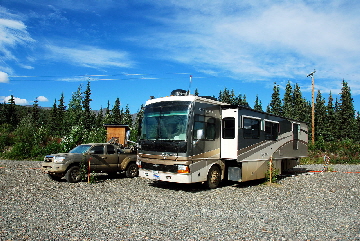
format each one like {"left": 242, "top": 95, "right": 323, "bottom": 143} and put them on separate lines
{"left": 205, "top": 165, "right": 221, "bottom": 189}
{"left": 47, "top": 174, "right": 63, "bottom": 181}
{"left": 65, "top": 166, "right": 82, "bottom": 183}
{"left": 125, "top": 163, "right": 139, "bottom": 178}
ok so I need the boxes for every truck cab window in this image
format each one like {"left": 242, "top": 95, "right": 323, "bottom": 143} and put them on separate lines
{"left": 243, "top": 117, "right": 260, "bottom": 139}
{"left": 91, "top": 145, "right": 104, "bottom": 154}
{"left": 222, "top": 117, "right": 235, "bottom": 139}
{"left": 106, "top": 145, "right": 115, "bottom": 154}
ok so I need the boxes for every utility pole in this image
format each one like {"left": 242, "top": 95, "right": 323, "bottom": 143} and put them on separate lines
{"left": 307, "top": 69, "right": 316, "bottom": 145}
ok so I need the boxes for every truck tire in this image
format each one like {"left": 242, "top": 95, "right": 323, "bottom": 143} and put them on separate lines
{"left": 205, "top": 165, "right": 221, "bottom": 189}
{"left": 125, "top": 163, "right": 139, "bottom": 178}
{"left": 65, "top": 166, "right": 82, "bottom": 183}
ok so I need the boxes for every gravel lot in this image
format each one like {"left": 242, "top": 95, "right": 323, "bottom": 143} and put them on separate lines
{"left": 1, "top": 160, "right": 360, "bottom": 240}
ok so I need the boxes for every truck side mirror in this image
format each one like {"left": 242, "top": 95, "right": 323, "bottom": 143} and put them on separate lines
{"left": 126, "top": 130, "right": 130, "bottom": 145}
{"left": 88, "top": 150, "right": 95, "bottom": 154}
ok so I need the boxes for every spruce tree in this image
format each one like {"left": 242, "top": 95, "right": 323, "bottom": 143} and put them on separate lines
{"left": 324, "top": 92, "right": 335, "bottom": 141}
{"left": 314, "top": 90, "right": 326, "bottom": 140}
{"left": 338, "top": 80, "right": 355, "bottom": 139}
{"left": 292, "top": 83, "right": 308, "bottom": 122}
{"left": 110, "top": 98, "right": 122, "bottom": 124}
{"left": 57, "top": 93, "right": 67, "bottom": 136}
{"left": 254, "top": 95, "right": 263, "bottom": 111}
{"left": 82, "top": 81, "right": 94, "bottom": 131}
{"left": 131, "top": 104, "right": 144, "bottom": 142}
{"left": 32, "top": 98, "right": 40, "bottom": 127}
{"left": 49, "top": 99, "right": 59, "bottom": 136}
{"left": 282, "top": 81, "right": 293, "bottom": 119}
{"left": 122, "top": 104, "right": 133, "bottom": 127}
{"left": 67, "top": 85, "right": 83, "bottom": 127}
{"left": 194, "top": 89, "right": 199, "bottom": 96}
{"left": 7, "top": 95, "right": 19, "bottom": 129}
{"left": 104, "top": 100, "right": 111, "bottom": 124}
{"left": 268, "top": 83, "right": 282, "bottom": 116}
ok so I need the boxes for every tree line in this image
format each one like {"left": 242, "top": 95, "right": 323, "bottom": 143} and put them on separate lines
{"left": 0, "top": 79, "right": 359, "bottom": 163}
{"left": 0, "top": 81, "right": 143, "bottom": 160}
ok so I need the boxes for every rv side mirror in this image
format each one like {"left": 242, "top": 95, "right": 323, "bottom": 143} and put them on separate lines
{"left": 196, "top": 129, "right": 204, "bottom": 140}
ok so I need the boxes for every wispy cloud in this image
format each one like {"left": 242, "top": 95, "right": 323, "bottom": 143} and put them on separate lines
{"left": 141, "top": 1, "right": 360, "bottom": 87}
{"left": 46, "top": 45, "right": 134, "bottom": 69}
{"left": 0, "top": 7, "right": 35, "bottom": 74}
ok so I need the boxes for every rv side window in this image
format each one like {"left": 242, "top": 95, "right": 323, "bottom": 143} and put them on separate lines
{"left": 265, "top": 121, "right": 279, "bottom": 140}
{"left": 243, "top": 117, "right": 260, "bottom": 139}
{"left": 193, "top": 115, "right": 216, "bottom": 140}
{"left": 193, "top": 115, "right": 205, "bottom": 140}
{"left": 206, "top": 118, "right": 216, "bottom": 140}
{"left": 222, "top": 117, "right": 235, "bottom": 139}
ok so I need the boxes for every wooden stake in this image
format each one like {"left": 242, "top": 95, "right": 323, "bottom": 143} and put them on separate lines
{"left": 269, "top": 156, "right": 273, "bottom": 183}
{"left": 88, "top": 157, "right": 91, "bottom": 183}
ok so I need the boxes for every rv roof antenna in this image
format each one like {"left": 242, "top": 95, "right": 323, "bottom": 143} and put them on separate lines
{"left": 187, "top": 75, "right": 192, "bottom": 96}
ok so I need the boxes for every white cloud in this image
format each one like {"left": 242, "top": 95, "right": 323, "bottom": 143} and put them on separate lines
{"left": 0, "top": 95, "right": 28, "bottom": 105}
{"left": 0, "top": 71, "right": 9, "bottom": 83}
{"left": 0, "top": 7, "right": 35, "bottom": 75}
{"left": 46, "top": 44, "right": 134, "bottom": 69}
{"left": 37, "top": 96, "right": 48, "bottom": 102}
{"left": 141, "top": 1, "right": 360, "bottom": 90}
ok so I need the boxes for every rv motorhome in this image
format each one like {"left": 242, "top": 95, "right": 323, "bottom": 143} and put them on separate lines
{"left": 137, "top": 89, "right": 308, "bottom": 188}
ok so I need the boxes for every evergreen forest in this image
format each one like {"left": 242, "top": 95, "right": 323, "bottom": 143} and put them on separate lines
{"left": 1, "top": 80, "right": 360, "bottom": 164}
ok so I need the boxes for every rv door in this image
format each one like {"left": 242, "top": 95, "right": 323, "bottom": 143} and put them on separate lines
{"left": 221, "top": 109, "right": 238, "bottom": 159}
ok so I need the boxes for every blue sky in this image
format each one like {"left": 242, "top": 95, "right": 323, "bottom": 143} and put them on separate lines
{"left": 1, "top": 0, "right": 360, "bottom": 113}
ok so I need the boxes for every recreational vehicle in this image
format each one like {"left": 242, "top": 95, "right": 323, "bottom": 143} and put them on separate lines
{"left": 137, "top": 90, "right": 308, "bottom": 188}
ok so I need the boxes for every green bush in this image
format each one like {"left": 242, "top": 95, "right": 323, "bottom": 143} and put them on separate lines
{"left": 305, "top": 139, "right": 360, "bottom": 164}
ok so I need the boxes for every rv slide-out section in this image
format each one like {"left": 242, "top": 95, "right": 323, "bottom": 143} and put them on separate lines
{"left": 137, "top": 91, "right": 308, "bottom": 188}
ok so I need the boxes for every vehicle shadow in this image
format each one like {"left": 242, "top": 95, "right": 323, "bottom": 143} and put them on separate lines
{"left": 149, "top": 181, "right": 212, "bottom": 193}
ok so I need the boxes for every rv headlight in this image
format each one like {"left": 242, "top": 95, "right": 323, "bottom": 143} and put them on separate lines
{"left": 53, "top": 156, "right": 66, "bottom": 163}
{"left": 177, "top": 165, "right": 190, "bottom": 174}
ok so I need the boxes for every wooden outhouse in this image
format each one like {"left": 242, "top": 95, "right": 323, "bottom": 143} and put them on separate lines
{"left": 103, "top": 124, "right": 130, "bottom": 146}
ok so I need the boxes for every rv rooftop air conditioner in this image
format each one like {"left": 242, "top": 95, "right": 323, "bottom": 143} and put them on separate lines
{"left": 171, "top": 89, "right": 187, "bottom": 96}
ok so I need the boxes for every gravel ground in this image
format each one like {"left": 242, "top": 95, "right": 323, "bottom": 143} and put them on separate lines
{"left": 1, "top": 160, "right": 360, "bottom": 240}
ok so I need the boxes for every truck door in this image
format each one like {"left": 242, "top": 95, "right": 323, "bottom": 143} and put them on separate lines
{"left": 105, "top": 144, "right": 119, "bottom": 170}
{"left": 221, "top": 109, "right": 238, "bottom": 159}
{"left": 89, "top": 144, "right": 118, "bottom": 172}
{"left": 88, "top": 145, "right": 106, "bottom": 171}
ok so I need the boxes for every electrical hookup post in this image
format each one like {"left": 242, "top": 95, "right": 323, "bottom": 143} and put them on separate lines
{"left": 323, "top": 155, "right": 330, "bottom": 172}
{"left": 269, "top": 155, "right": 273, "bottom": 183}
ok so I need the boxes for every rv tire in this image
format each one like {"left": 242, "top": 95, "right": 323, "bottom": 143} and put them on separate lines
{"left": 206, "top": 165, "right": 221, "bottom": 189}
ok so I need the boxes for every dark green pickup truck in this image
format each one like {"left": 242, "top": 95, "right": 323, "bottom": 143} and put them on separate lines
{"left": 42, "top": 143, "right": 138, "bottom": 182}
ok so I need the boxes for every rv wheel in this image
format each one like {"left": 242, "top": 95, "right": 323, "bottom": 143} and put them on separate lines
{"left": 206, "top": 165, "right": 221, "bottom": 189}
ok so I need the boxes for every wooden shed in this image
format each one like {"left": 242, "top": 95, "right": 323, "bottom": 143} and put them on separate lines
{"left": 103, "top": 124, "right": 130, "bottom": 146}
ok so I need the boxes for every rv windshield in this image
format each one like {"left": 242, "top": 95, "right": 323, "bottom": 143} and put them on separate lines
{"left": 141, "top": 102, "right": 191, "bottom": 140}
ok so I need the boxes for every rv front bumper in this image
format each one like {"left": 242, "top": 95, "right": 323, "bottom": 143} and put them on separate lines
{"left": 139, "top": 169, "right": 192, "bottom": 183}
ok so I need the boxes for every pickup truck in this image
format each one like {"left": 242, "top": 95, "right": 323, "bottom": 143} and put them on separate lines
{"left": 42, "top": 143, "right": 138, "bottom": 183}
